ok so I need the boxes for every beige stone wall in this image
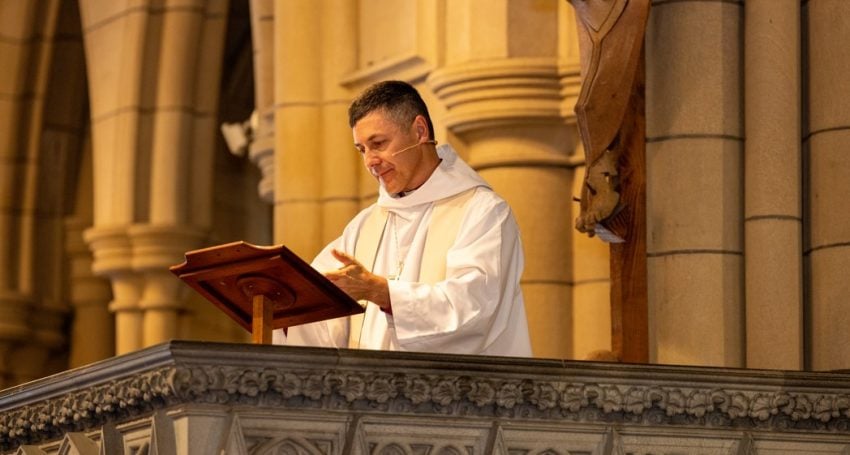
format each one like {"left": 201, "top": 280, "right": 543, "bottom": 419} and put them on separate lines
{"left": 2, "top": 0, "right": 850, "bottom": 387}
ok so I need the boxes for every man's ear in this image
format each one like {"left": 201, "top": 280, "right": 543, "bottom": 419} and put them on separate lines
{"left": 414, "top": 115, "right": 429, "bottom": 140}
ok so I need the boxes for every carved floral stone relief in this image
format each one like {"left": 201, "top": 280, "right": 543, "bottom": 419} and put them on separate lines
{"left": 5, "top": 363, "right": 850, "bottom": 452}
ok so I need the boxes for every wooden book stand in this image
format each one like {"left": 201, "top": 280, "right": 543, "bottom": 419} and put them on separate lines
{"left": 170, "top": 241, "right": 364, "bottom": 344}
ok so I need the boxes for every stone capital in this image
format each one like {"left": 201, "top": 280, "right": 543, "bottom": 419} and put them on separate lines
{"left": 428, "top": 58, "right": 567, "bottom": 134}
{"left": 127, "top": 224, "right": 207, "bottom": 273}
{"left": 82, "top": 225, "right": 133, "bottom": 277}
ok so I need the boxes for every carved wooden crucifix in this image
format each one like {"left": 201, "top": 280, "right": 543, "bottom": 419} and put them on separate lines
{"left": 568, "top": 0, "right": 651, "bottom": 363}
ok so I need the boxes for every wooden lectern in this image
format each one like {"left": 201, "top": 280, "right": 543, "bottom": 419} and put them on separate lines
{"left": 170, "top": 241, "right": 364, "bottom": 344}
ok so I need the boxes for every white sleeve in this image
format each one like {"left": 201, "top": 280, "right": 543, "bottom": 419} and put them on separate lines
{"left": 388, "top": 195, "right": 526, "bottom": 354}
{"left": 275, "top": 206, "right": 377, "bottom": 348}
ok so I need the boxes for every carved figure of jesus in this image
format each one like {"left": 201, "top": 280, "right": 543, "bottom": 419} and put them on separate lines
{"left": 569, "top": 0, "right": 650, "bottom": 239}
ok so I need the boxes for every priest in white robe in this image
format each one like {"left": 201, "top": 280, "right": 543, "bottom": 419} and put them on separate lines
{"left": 274, "top": 81, "right": 532, "bottom": 357}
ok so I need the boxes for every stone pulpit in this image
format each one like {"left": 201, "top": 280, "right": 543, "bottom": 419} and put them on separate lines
{"left": 3, "top": 342, "right": 850, "bottom": 454}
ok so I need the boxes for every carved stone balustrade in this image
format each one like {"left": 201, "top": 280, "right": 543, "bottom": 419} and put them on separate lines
{"left": 2, "top": 341, "right": 850, "bottom": 454}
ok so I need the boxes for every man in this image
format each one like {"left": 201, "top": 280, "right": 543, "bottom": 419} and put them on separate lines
{"left": 274, "top": 81, "right": 532, "bottom": 357}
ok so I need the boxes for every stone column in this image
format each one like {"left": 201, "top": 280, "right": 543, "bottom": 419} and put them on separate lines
{"left": 6, "top": 306, "right": 65, "bottom": 385}
{"left": 23, "top": 0, "right": 99, "bottom": 373}
{"left": 744, "top": 0, "right": 802, "bottom": 370}
{"left": 84, "top": 228, "right": 142, "bottom": 354}
{"left": 136, "top": 2, "right": 224, "bottom": 346}
{"left": 0, "top": 294, "right": 30, "bottom": 387}
{"left": 66, "top": 219, "right": 114, "bottom": 367}
{"left": 319, "top": 0, "right": 359, "bottom": 244}
{"left": 0, "top": 1, "right": 37, "bottom": 384}
{"left": 138, "top": 5, "right": 199, "bottom": 346}
{"left": 81, "top": 0, "right": 227, "bottom": 351}
{"left": 146, "top": 3, "right": 204, "bottom": 227}
{"left": 133, "top": 225, "right": 205, "bottom": 346}
{"left": 249, "top": 0, "right": 275, "bottom": 202}
{"left": 65, "top": 132, "right": 113, "bottom": 367}
{"left": 645, "top": 0, "right": 744, "bottom": 366}
{"left": 431, "top": 0, "right": 571, "bottom": 358}
{"left": 0, "top": 0, "right": 68, "bottom": 384}
{"left": 79, "top": 0, "right": 147, "bottom": 354}
{"left": 273, "top": 0, "right": 322, "bottom": 255}
{"left": 806, "top": 0, "right": 850, "bottom": 371}
{"left": 570, "top": 164, "right": 612, "bottom": 359}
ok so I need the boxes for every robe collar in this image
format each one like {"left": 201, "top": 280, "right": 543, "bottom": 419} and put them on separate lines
{"left": 376, "top": 144, "right": 490, "bottom": 213}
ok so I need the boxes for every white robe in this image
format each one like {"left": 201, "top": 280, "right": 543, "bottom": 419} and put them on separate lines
{"left": 274, "top": 144, "right": 532, "bottom": 357}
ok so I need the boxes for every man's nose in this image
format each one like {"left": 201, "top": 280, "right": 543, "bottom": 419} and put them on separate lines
{"left": 364, "top": 149, "right": 382, "bottom": 167}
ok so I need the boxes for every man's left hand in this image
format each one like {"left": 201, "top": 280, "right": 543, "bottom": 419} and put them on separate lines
{"left": 324, "top": 249, "right": 392, "bottom": 314}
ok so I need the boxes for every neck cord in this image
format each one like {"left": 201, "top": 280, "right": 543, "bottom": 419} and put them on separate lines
{"left": 390, "top": 212, "right": 405, "bottom": 280}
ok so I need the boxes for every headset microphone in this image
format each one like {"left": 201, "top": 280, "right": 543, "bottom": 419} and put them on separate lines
{"left": 391, "top": 139, "right": 438, "bottom": 156}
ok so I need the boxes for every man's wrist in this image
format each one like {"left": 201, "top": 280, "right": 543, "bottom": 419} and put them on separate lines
{"left": 373, "top": 276, "right": 392, "bottom": 314}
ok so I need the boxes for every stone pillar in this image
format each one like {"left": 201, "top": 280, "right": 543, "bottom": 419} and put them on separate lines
{"left": 84, "top": 227, "right": 142, "bottom": 354}
{"left": 430, "top": 58, "right": 575, "bottom": 359}
{"left": 66, "top": 219, "right": 113, "bottom": 367}
{"left": 431, "top": 0, "right": 570, "bottom": 358}
{"left": 273, "top": 0, "right": 322, "bottom": 255}
{"left": 23, "top": 0, "right": 96, "bottom": 373}
{"left": 744, "top": 1, "right": 802, "bottom": 370}
{"left": 0, "top": 294, "right": 30, "bottom": 387}
{"left": 0, "top": 0, "right": 63, "bottom": 384}
{"left": 65, "top": 135, "right": 113, "bottom": 367}
{"left": 645, "top": 0, "right": 744, "bottom": 366}
{"left": 806, "top": 0, "right": 850, "bottom": 371}
{"left": 319, "top": 0, "right": 359, "bottom": 244}
{"left": 132, "top": 226, "right": 205, "bottom": 347}
{"left": 77, "top": 0, "right": 143, "bottom": 229}
{"left": 147, "top": 2, "right": 205, "bottom": 226}
{"left": 137, "top": 7, "right": 197, "bottom": 346}
{"left": 136, "top": 2, "right": 224, "bottom": 346}
{"left": 570, "top": 164, "right": 612, "bottom": 359}
{"left": 249, "top": 0, "right": 275, "bottom": 202}
{"left": 80, "top": 0, "right": 227, "bottom": 351}
{"left": 78, "top": 0, "right": 148, "bottom": 354}
{"left": 0, "top": 0, "right": 31, "bottom": 385}
{"left": 6, "top": 306, "right": 65, "bottom": 385}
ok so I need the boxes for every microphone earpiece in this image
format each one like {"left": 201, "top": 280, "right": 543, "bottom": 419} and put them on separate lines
{"left": 391, "top": 139, "right": 438, "bottom": 156}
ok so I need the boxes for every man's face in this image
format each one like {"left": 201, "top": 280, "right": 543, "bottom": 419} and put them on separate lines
{"left": 352, "top": 110, "right": 430, "bottom": 194}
